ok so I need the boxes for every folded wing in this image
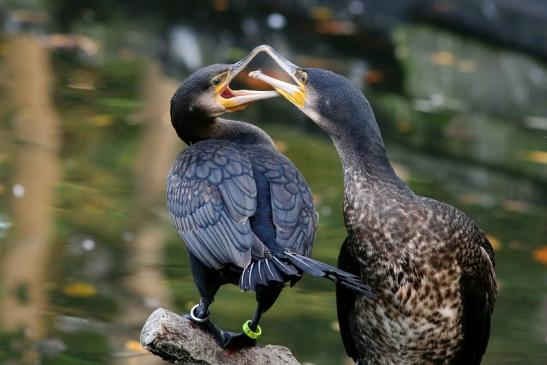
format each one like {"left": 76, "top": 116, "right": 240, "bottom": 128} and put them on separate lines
{"left": 167, "top": 140, "right": 259, "bottom": 269}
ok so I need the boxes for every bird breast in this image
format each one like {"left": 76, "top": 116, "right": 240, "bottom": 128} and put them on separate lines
{"left": 353, "top": 259, "right": 464, "bottom": 363}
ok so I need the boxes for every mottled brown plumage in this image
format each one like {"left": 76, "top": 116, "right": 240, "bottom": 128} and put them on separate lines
{"left": 338, "top": 169, "right": 496, "bottom": 364}
{"left": 250, "top": 47, "right": 496, "bottom": 364}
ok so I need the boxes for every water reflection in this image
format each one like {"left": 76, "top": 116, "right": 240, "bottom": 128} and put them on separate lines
{"left": 112, "top": 62, "right": 179, "bottom": 365}
{"left": 0, "top": 2, "right": 546, "bottom": 365}
{"left": 0, "top": 36, "right": 60, "bottom": 365}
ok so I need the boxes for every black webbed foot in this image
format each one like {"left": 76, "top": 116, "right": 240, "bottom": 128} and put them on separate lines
{"left": 184, "top": 303, "right": 260, "bottom": 349}
{"left": 219, "top": 331, "right": 257, "bottom": 349}
{"left": 183, "top": 315, "right": 225, "bottom": 343}
{"left": 183, "top": 314, "right": 257, "bottom": 349}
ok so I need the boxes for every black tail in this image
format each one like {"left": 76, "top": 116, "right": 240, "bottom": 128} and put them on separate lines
{"left": 239, "top": 256, "right": 301, "bottom": 292}
{"left": 240, "top": 251, "right": 374, "bottom": 298}
{"left": 283, "top": 251, "right": 374, "bottom": 298}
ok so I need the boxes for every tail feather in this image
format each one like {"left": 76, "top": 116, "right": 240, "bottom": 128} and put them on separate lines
{"left": 283, "top": 251, "right": 374, "bottom": 298}
{"left": 240, "top": 257, "right": 300, "bottom": 291}
{"left": 239, "top": 251, "right": 374, "bottom": 299}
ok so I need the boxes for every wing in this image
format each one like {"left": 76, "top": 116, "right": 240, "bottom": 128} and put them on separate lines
{"left": 336, "top": 237, "right": 360, "bottom": 362}
{"left": 248, "top": 148, "right": 318, "bottom": 256}
{"left": 429, "top": 199, "right": 496, "bottom": 363}
{"left": 459, "top": 234, "right": 496, "bottom": 364}
{"left": 167, "top": 140, "right": 258, "bottom": 270}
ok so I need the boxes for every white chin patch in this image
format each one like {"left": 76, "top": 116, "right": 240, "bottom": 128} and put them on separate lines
{"left": 300, "top": 93, "right": 322, "bottom": 124}
{"left": 196, "top": 92, "right": 225, "bottom": 117}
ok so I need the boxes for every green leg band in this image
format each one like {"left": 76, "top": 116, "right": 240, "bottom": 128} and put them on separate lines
{"left": 242, "top": 320, "right": 262, "bottom": 339}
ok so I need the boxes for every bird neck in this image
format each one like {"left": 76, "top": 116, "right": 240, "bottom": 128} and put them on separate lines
{"left": 329, "top": 116, "right": 396, "bottom": 181}
{"left": 174, "top": 113, "right": 275, "bottom": 147}
{"left": 328, "top": 118, "right": 413, "bottom": 238}
{"left": 211, "top": 118, "right": 276, "bottom": 146}
{"left": 326, "top": 111, "right": 410, "bottom": 213}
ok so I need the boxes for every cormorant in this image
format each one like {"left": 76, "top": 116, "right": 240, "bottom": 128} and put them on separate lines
{"left": 167, "top": 47, "right": 373, "bottom": 349}
{"left": 250, "top": 46, "right": 496, "bottom": 364}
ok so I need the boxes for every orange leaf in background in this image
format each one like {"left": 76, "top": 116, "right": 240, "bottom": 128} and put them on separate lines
{"left": 397, "top": 120, "right": 413, "bottom": 134}
{"left": 457, "top": 59, "right": 477, "bottom": 73}
{"left": 124, "top": 340, "right": 147, "bottom": 353}
{"left": 274, "top": 140, "right": 287, "bottom": 153}
{"left": 458, "top": 194, "right": 483, "bottom": 205}
{"left": 212, "top": 0, "right": 228, "bottom": 12}
{"left": 315, "top": 20, "right": 356, "bottom": 35}
{"left": 365, "top": 70, "right": 384, "bottom": 84}
{"left": 501, "top": 199, "right": 530, "bottom": 213}
{"left": 486, "top": 234, "right": 502, "bottom": 252}
{"left": 431, "top": 51, "right": 455, "bottom": 66}
{"left": 62, "top": 283, "right": 97, "bottom": 298}
{"left": 312, "top": 193, "right": 322, "bottom": 205}
{"left": 533, "top": 247, "right": 547, "bottom": 265}
{"left": 523, "top": 151, "right": 547, "bottom": 165}
{"left": 311, "top": 6, "right": 333, "bottom": 20}
{"left": 90, "top": 114, "right": 112, "bottom": 127}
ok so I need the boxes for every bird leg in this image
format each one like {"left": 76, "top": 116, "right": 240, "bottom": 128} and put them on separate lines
{"left": 189, "top": 299, "right": 211, "bottom": 322}
{"left": 220, "top": 286, "right": 282, "bottom": 349}
{"left": 218, "top": 301, "right": 265, "bottom": 349}
{"left": 184, "top": 298, "right": 237, "bottom": 348}
{"left": 248, "top": 300, "right": 265, "bottom": 331}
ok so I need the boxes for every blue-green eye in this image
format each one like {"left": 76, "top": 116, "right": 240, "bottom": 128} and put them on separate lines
{"left": 212, "top": 77, "right": 222, "bottom": 86}
{"left": 295, "top": 70, "right": 308, "bottom": 84}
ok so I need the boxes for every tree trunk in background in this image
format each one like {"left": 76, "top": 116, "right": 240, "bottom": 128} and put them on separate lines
{"left": 0, "top": 36, "right": 60, "bottom": 364}
{"left": 113, "top": 62, "right": 180, "bottom": 365}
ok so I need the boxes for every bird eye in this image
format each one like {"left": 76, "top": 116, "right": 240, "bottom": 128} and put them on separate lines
{"left": 295, "top": 70, "right": 308, "bottom": 84}
{"left": 211, "top": 73, "right": 227, "bottom": 87}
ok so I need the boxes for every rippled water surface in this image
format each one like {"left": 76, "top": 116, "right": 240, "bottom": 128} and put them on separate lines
{"left": 1, "top": 2, "right": 546, "bottom": 365}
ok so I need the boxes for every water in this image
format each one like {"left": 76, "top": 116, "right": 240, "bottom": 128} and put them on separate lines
{"left": 1, "top": 2, "right": 546, "bottom": 365}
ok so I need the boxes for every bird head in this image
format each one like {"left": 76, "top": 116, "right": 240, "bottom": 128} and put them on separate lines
{"left": 170, "top": 47, "right": 278, "bottom": 129}
{"left": 248, "top": 45, "right": 375, "bottom": 137}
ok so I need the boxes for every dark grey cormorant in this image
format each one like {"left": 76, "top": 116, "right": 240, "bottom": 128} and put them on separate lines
{"left": 250, "top": 46, "right": 496, "bottom": 364}
{"left": 167, "top": 47, "right": 373, "bottom": 348}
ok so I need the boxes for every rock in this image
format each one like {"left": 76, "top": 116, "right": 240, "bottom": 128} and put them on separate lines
{"left": 140, "top": 308, "right": 301, "bottom": 365}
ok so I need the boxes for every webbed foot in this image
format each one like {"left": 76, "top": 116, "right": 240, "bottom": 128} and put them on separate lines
{"left": 184, "top": 304, "right": 260, "bottom": 349}
{"left": 183, "top": 313, "right": 226, "bottom": 343}
{"left": 219, "top": 331, "right": 257, "bottom": 349}
{"left": 183, "top": 317, "right": 256, "bottom": 348}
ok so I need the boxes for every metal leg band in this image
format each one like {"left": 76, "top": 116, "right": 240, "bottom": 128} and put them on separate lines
{"left": 190, "top": 304, "right": 209, "bottom": 323}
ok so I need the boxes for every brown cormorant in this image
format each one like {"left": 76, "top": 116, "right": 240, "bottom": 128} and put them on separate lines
{"left": 167, "top": 47, "right": 373, "bottom": 349}
{"left": 250, "top": 46, "right": 496, "bottom": 364}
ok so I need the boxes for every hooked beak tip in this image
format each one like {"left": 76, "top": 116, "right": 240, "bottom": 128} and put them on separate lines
{"left": 248, "top": 69, "right": 306, "bottom": 109}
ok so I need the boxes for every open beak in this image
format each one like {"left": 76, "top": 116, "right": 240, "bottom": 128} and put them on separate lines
{"left": 247, "top": 45, "right": 307, "bottom": 109}
{"left": 215, "top": 46, "right": 279, "bottom": 112}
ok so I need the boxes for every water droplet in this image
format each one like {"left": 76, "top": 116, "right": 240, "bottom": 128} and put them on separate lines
{"left": 170, "top": 26, "right": 202, "bottom": 70}
{"left": 0, "top": 215, "right": 12, "bottom": 238}
{"left": 267, "top": 13, "right": 286, "bottom": 30}
{"left": 56, "top": 315, "right": 90, "bottom": 333}
{"left": 348, "top": 0, "right": 365, "bottom": 15}
{"left": 430, "top": 93, "right": 445, "bottom": 107}
{"left": 242, "top": 17, "right": 259, "bottom": 35}
{"left": 481, "top": 0, "right": 497, "bottom": 19}
{"left": 82, "top": 238, "right": 95, "bottom": 251}
{"left": 37, "top": 338, "right": 66, "bottom": 358}
{"left": 12, "top": 184, "right": 25, "bottom": 198}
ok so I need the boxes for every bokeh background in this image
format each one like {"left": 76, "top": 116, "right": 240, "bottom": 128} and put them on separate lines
{"left": 0, "top": 1, "right": 546, "bottom": 364}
